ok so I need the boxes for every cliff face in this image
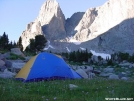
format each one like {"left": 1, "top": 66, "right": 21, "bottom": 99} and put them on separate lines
{"left": 73, "top": 0, "right": 134, "bottom": 41}
{"left": 21, "top": 21, "right": 43, "bottom": 50}
{"left": 21, "top": 0, "right": 66, "bottom": 49}
{"left": 70, "top": 0, "right": 134, "bottom": 53}
{"left": 20, "top": 0, "right": 134, "bottom": 54}
{"left": 36, "top": 0, "right": 66, "bottom": 40}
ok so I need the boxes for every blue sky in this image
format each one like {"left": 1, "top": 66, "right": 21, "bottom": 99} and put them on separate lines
{"left": 0, "top": 0, "right": 108, "bottom": 42}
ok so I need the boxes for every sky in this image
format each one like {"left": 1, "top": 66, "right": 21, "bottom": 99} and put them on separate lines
{"left": 0, "top": 0, "right": 108, "bottom": 42}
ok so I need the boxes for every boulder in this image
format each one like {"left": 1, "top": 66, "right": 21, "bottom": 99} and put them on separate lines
{"left": 121, "top": 77, "right": 128, "bottom": 81}
{"left": 0, "top": 54, "right": 6, "bottom": 60}
{"left": 88, "top": 72, "right": 95, "bottom": 79}
{"left": 11, "top": 48, "right": 24, "bottom": 56}
{"left": 75, "top": 69, "right": 88, "bottom": 78}
{"left": 0, "top": 69, "right": 16, "bottom": 78}
{"left": 84, "top": 66, "right": 93, "bottom": 73}
{"left": 118, "top": 72, "right": 126, "bottom": 79}
{"left": 12, "top": 62, "right": 25, "bottom": 69}
{"left": 3, "top": 52, "right": 10, "bottom": 59}
{"left": 69, "top": 84, "right": 78, "bottom": 89}
{"left": 5, "top": 60, "right": 12, "bottom": 68}
{"left": 103, "top": 67, "right": 114, "bottom": 73}
{"left": 100, "top": 72, "right": 114, "bottom": 77}
{"left": 0, "top": 66, "right": 6, "bottom": 72}
{"left": 92, "top": 70, "right": 101, "bottom": 74}
{"left": 119, "top": 63, "right": 131, "bottom": 67}
{"left": 71, "top": 66, "right": 77, "bottom": 70}
{"left": 91, "top": 55, "right": 99, "bottom": 63}
{"left": 0, "top": 59, "right": 5, "bottom": 67}
{"left": 109, "top": 74, "right": 119, "bottom": 79}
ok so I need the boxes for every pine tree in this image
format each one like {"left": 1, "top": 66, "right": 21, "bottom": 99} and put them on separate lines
{"left": 0, "top": 32, "right": 9, "bottom": 49}
{"left": 17, "top": 37, "right": 23, "bottom": 51}
{"left": 29, "top": 39, "right": 35, "bottom": 52}
{"left": 35, "top": 35, "right": 47, "bottom": 51}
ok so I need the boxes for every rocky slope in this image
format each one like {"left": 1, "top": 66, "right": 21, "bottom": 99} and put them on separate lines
{"left": 20, "top": 0, "right": 134, "bottom": 54}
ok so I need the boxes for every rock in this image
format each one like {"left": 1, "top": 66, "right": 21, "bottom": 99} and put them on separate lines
{"left": 88, "top": 72, "right": 95, "bottom": 79}
{"left": 18, "top": 0, "right": 134, "bottom": 54}
{"left": 118, "top": 72, "right": 126, "bottom": 79}
{"left": 121, "top": 77, "right": 128, "bottom": 80}
{"left": 103, "top": 67, "right": 114, "bottom": 73}
{"left": 0, "top": 60, "right": 5, "bottom": 67}
{"left": 21, "top": 0, "right": 66, "bottom": 50}
{"left": 65, "top": 12, "right": 84, "bottom": 36}
{"left": 91, "top": 55, "right": 99, "bottom": 63}
{"left": 129, "top": 64, "right": 134, "bottom": 68}
{"left": 75, "top": 69, "right": 88, "bottom": 78}
{"left": 100, "top": 72, "right": 114, "bottom": 77}
{"left": 71, "top": 66, "right": 77, "bottom": 70}
{"left": 92, "top": 70, "right": 101, "bottom": 74}
{"left": 80, "top": 66, "right": 85, "bottom": 69}
{"left": 0, "top": 69, "right": 16, "bottom": 78}
{"left": 24, "top": 56, "right": 32, "bottom": 62}
{"left": 3, "top": 52, "right": 10, "bottom": 59}
{"left": 12, "top": 62, "right": 25, "bottom": 69}
{"left": 69, "top": 84, "right": 78, "bottom": 89}
{"left": 5, "top": 60, "right": 12, "bottom": 68}
{"left": 84, "top": 66, "right": 93, "bottom": 73}
{"left": 0, "top": 54, "right": 5, "bottom": 60}
{"left": 109, "top": 74, "right": 119, "bottom": 79}
{"left": 119, "top": 63, "right": 131, "bottom": 67}
{"left": 11, "top": 48, "right": 24, "bottom": 56}
{"left": 72, "top": 0, "right": 134, "bottom": 53}
{"left": 0, "top": 66, "right": 6, "bottom": 72}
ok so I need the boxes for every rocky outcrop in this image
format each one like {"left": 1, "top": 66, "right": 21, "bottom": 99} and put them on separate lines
{"left": 11, "top": 48, "right": 25, "bottom": 57}
{"left": 65, "top": 12, "right": 84, "bottom": 36}
{"left": 71, "top": 0, "right": 134, "bottom": 53}
{"left": 73, "top": 8, "right": 97, "bottom": 41}
{"left": 21, "top": 0, "right": 66, "bottom": 50}
{"left": 20, "top": 0, "right": 134, "bottom": 54}
{"left": 21, "top": 21, "right": 43, "bottom": 50}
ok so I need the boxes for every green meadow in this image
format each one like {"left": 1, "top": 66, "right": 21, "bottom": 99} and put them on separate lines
{"left": 0, "top": 78, "right": 134, "bottom": 101}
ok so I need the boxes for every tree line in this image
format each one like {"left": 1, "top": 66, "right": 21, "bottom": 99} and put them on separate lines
{"left": 0, "top": 32, "right": 47, "bottom": 53}
{"left": 61, "top": 49, "right": 93, "bottom": 63}
{"left": 0, "top": 32, "right": 18, "bottom": 51}
{"left": 24, "top": 34, "right": 47, "bottom": 54}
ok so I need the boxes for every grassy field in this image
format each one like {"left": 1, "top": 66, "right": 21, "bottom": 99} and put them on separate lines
{"left": 0, "top": 78, "right": 134, "bottom": 101}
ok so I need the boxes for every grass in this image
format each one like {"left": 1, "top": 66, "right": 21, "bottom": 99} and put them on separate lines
{"left": 0, "top": 78, "right": 134, "bottom": 101}
{"left": 8, "top": 53, "right": 25, "bottom": 60}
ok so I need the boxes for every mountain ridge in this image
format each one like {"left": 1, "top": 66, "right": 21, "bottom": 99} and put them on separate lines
{"left": 20, "top": 0, "right": 134, "bottom": 54}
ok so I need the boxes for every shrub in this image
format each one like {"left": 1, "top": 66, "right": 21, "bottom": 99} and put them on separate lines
{"left": 9, "top": 53, "right": 25, "bottom": 60}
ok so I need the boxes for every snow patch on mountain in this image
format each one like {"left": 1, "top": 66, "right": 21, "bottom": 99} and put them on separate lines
{"left": 69, "top": 38, "right": 81, "bottom": 45}
{"left": 66, "top": 47, "right": 71, "bottom": 52}
{"left": 90, "top": 50, "right": 111, "bottom": 59}
{"left": 80, "top": 47, "right": 86, "bottom": 51}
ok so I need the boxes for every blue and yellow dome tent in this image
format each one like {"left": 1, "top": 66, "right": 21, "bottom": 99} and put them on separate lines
{"left": 15, "top": 52, "right": 82, "bottom": 82}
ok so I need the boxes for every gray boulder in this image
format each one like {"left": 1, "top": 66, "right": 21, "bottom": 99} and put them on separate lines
{"left": 121, "top": 77, "right": 128, "bottom": 81}
{"left": 109, "top": 74, "right": 119, "bottom": 79}
{"left": 0, "top": 69, "right": 16, "bottom": 78}
{"left": 75, "top": 69, "right": 88, "bottom": 78}
{"left": 118, "top": 72, "right": 126, "bottom": 79}
{"left": 0, "top": 66, "right": 6, "bottom": 72}
{"left": 100, "top": 72, "right": 114, "bottom": 77}
{"left": 103, "top": 67, "right": 114, "bottom": 73}
{"left": 69, "top": 84, "right": 78, "bottom": 89}
{"left": 84, "top": 66, "right": 93, "bottom": 73}
{"left": 0, "top": 59, "right": 5, "bottom": 67}
{"left": 11, "top": 48, "right": 24, "bottom": 56}
{"left": 3, "top": 52, "right": 10, "bottom": 59}
{"left": 5, "top": 60, "right": 12, "bottom": 68}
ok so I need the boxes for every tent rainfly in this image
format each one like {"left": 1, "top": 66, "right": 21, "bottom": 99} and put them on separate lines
{"left": 15, "top": 52, "right": 81, "bottom": 82}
